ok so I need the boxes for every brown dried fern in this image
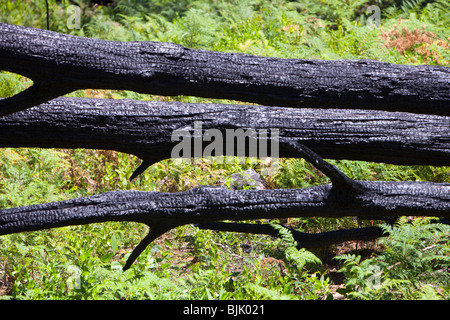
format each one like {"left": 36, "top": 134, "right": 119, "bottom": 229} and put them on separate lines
{"left": 380, "top": 21, "right": 449, "bottom": 65}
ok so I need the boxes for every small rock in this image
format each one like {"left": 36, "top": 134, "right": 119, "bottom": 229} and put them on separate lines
{"left": 331, "top": 292, "right": 345, "bottom": 300}
{"left": 226, "top": 169, "right": 267, "bottom": 190}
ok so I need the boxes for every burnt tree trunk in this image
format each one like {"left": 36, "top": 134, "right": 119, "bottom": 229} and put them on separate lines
{"left": 1, "top": 181, "right": 449, "bottom": 269}
{"left": 1, "top": 23, "right": 449, "bottom": 117}
{"left": 0, "top": 97, "right": 448, "bottom": 180}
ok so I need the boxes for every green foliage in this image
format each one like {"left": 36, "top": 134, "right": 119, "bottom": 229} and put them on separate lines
{"left": 270, "top": 221, "right": 322, "bottom": 270}
{"left": 0, "top": 72, "right": 32, "bottom": 99}
{"left": 336, "top": 218, "right": 450, "bottom": 300}
{"left": 383, "top": 0, "right": 450, "bottom": 26}
{"left": 0, "top": 149, "right": 71, "bottom": 208}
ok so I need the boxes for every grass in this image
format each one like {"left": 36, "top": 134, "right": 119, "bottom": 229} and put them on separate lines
{"left": 0, "top": 0, "right": 449, "bottom": 300}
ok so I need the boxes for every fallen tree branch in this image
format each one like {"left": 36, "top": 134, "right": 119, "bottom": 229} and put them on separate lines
{"left": 0, "top": 97, "right": 448, "bottom": 179}
{"left": 1, "top": 131, "right": 448, "bottom": 269}
{"left": 1, "top": 23, "right": 449, "bottom": 116}
{"left": 1, "top": 180, "right": 448, "bottom": 269}
{"left": 197, "top": 218, "right": 450, "bottom": 252}
{"left": 196, "top": 221, "right": 388, "bottom": 249}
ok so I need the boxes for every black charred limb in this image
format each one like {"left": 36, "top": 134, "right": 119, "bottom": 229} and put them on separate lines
{"left": 1, "top": 22, "right": 449, "bottom": 116}
{"left": 0, "top": 181, "right": 449, "bottom": 269}
{"left": 0, "top": 97, "right": 448, "bottom": 176}
{"left": 0, "top": 133, "right": 448, "bottom": 270}
{"left": 196, "top": 221, "right": 388, "bottom": 249}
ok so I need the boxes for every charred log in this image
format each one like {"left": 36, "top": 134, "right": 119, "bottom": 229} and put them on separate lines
{"left": 0, "top": 97, "right": 448, "bottom": 180}
{"left": 1, "top": 23, "right": 449, "bottom": 116}
{"left": 1, "top": 142, "right": 448, "bottom": 270}
{"left": 196, "top": 221, "right": 388, "bottom": 249}
{"left": 1, "top": 182, "right": 448, "bottom": 269}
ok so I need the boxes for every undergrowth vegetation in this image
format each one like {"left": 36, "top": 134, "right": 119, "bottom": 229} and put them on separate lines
{"left": 0, "top": 0, "right": 449, "bottom": 300}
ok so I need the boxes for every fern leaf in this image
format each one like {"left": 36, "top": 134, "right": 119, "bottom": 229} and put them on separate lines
{"left": 286, "top": 247, "right": 322, "bottom": 270}
{"left": 270, "top": 221, "right": 297, "bottom": 246}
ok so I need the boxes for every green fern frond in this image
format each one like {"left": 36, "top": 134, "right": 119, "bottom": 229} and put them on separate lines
{"left": 400, "top": 0, "right": 427, "bottom": 14}
{"left": 244, "top": 282, "right": 295, "bottom": 300}
{"left": 270, "top": 221, "right": 297, "bottom": 247}
{"left": 269, "top": 221, "right": 321, "bottom": 269}
{"left": 285, "top": 247, "right": 322, "bottom": 270}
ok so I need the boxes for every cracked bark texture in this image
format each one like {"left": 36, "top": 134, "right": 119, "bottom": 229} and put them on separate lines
{"left": 1, "top": 22, "right": 449, "bottom": 117}
{"left": 0, "top": 97, "right": 448, "bottom": 174}
{"left": 1, "top": 182, "right": 449, "bottom": 269}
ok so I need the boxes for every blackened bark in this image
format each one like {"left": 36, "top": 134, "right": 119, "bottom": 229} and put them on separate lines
{"left": 2, "top": 182, "right": 448, "bottom": 235}
{"left": 196, "top": 222, "right": 388, "bottom": 249}
{"left": 0, "top": 97, "right": 448, "bottom": 173}
{"left": 0, "top": 131, "right": 448, "bottom": 269}
{"left": 1, "top": 181, "right": 449, "bottom": 269}
{"left": 1, "top": 23, "right": 449, "bottom": 117}
{"left": 1, "top": 22, "right": 449, "bottom": 271}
